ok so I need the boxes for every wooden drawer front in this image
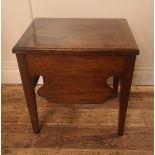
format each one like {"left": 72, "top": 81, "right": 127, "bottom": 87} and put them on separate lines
{"left": 27, "top": 55, "right": 125, "bottom": 103}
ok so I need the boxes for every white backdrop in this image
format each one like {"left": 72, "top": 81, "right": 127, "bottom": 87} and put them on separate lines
{"left": 2, "top": 0, "right": 154, "bottom": 84}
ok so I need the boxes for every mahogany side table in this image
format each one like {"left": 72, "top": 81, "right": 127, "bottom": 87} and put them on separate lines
{"left": 12, "top": 18, "right": 139, "bottom": 136}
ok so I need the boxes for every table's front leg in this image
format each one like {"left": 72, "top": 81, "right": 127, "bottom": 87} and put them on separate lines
{"left": 118, "top": 55, "right": 136, "bottom": 136}
{"left": 16, "top": 54, "right": 39, "bottom": 134}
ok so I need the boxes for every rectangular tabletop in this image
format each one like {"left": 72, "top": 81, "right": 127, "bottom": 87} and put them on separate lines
{"left": 13, "top": 18, "right": 139, "bottom": 55}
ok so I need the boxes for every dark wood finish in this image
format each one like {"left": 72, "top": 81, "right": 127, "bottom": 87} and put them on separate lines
{"left": 113, "top": 76, "right": 119, "bottom": 97}
{"left": 12, "top": 18, "right": 139, "bottom": 136}
{"left": 27, "top": 55, "right": 125, "bottom": 104}
{"left": 12, "top": 18, "right": 139, "bottom": 55}
{"left": 32, "top": 75, "right": 40, "bottom": 87}
{"left": 16, "top": 54, "right": 39, "bottom": 133}
{"left": 118, "top": 55, "right": 136, "bottom": 136}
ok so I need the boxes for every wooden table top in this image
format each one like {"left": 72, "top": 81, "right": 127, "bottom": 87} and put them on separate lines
{"left": 13, "top": 18, "right": 139, "bottom": 55}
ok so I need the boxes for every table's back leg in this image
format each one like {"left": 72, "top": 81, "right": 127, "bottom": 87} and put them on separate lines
{"left": 16, "top": 54, "right": 39, "bottom": 134}
{"left": 113, "top": 76, "right": 119, "bottom": 97}
{"left": 32, "top": 75, "right": 40, "bottom": 87}
{"left": 118, "top": 55, "right": 136, "bottom": 136}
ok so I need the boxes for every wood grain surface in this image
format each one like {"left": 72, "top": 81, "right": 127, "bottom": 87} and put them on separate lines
{"left": 27, "top": 55, "right": 124, "bottom": 104}
{"left": 12, "top": 18, "right": 139, "bottom": 55}
{"left": 2, "top": 85, "right": 153, "bottom": 155}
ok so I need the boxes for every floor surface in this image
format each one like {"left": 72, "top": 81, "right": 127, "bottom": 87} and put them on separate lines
{"left": 2, "top": 85, "right": 154, "bottom": 155}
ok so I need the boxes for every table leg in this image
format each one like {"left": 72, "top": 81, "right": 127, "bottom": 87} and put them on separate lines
{"left": 32, "top": 75, "right": 40, "bottom": 87}
{"left": 118, "top": 56, "right": 136, "bottom": 136}
{"left": 113, "top": 76, "right": 119, "bottom": 97}
{"left": 16, "top": 54, "right": 39, "bottom": 134}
